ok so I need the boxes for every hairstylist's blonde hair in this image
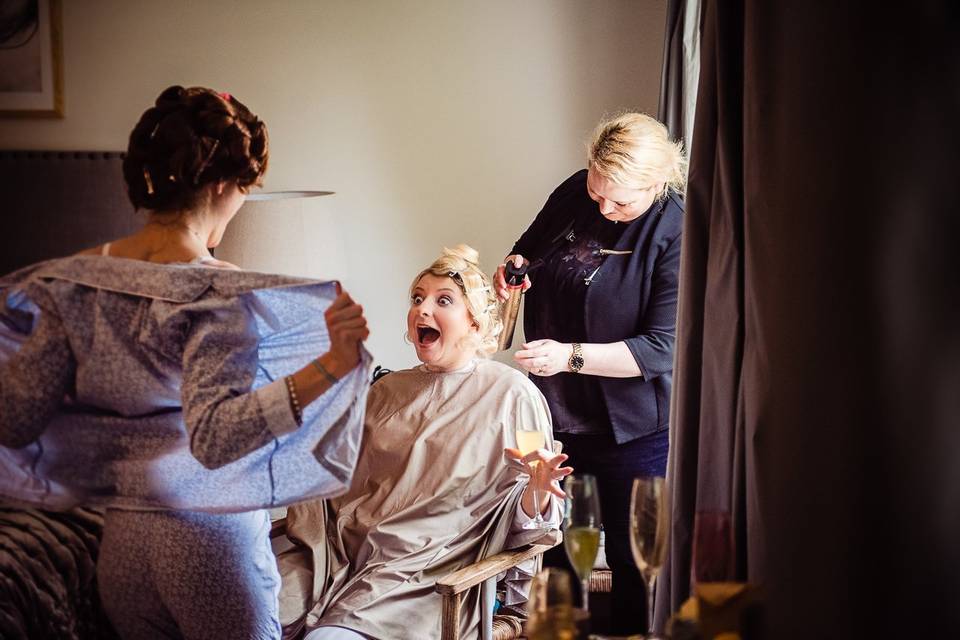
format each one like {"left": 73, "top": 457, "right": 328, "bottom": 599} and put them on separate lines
{"left": 410, "top": 244, "right": 502, "bottom": 357}
{"left": 587, "top": 112, "right": 688, "bottom": 200}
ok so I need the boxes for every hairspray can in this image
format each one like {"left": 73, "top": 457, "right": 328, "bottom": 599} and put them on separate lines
{"left": 497, "top": 261, "right": 528, "bottom": 351}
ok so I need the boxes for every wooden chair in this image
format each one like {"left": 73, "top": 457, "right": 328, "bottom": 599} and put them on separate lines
{"left": 270, "top": 517, "right": 561, "bottom": 640}
{"left": 435, "top": 529, "right": 562, "bottom": 640}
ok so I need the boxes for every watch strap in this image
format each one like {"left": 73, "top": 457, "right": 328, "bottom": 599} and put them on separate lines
{"left": 569, "top": 342, "right": 584, "bottom": 373}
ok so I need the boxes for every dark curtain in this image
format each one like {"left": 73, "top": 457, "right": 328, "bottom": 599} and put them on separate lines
{"left": 657, "top": 0, "right": 685, "bottom": 141}
{"left": 661, "top": 1, "right": 960, "bottom": 637}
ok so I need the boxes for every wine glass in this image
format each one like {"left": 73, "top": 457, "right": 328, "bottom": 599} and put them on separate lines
{"left": 629, "top": 476, "right": 668, "bottom": 636}
{"left": 691, "top": 510, "right": 734, "bottom": 586}
{"left": 562, "top": 474, "right": 602, "bottom": 613}
{"left": 515, "top": 425, "right": 548, "bottom": 529}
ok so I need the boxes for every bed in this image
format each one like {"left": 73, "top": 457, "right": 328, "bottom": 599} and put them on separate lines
{"left": 0, "top": 507, "right": 118, "bottom": 639}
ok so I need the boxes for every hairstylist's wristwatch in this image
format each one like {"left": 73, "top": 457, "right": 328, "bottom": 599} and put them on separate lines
{"left": 568, "top": 343, "right": 584, "bottom": 373}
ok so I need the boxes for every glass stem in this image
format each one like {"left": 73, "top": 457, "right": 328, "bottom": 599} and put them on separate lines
{"left": 646, "top": 574, "right": 657, "bottom": 635}
{"left": 532, "top": 486, "right": 542, "bottom": 522}
{"left": 581, "top": 577, "right": 590, "bottom": 612}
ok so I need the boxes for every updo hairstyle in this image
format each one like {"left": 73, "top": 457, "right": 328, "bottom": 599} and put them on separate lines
{"left": 123, "top": 85, "right": 269, "bottom": 212}
{"left": 410, "top": 244, "right": 502, "bottom": 357}
{"left": 587, "top": 112, "right": 687, "bottom": 200}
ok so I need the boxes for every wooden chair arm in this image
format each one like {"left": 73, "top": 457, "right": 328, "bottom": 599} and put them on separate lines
{"left": 435, "top": 529, "right": 562, "bottom": 597}
{"left": 270, "top": 516, "right": 288, "bottom": 539}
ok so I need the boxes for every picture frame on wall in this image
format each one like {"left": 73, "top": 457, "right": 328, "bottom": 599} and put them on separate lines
{"left": 0, "top": 0, "right": 63, "bottom": 118}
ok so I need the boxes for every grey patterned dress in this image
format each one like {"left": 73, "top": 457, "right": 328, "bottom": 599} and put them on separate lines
{"left": 0, "top": 256, "right": 371, "bottom": 639}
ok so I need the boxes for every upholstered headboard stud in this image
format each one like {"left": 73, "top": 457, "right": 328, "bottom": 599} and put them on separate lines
{"left": 0, "top": 151, "right": 140, "bottom": 275}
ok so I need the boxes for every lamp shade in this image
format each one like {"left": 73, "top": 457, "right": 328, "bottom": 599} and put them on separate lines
{"left": 216, "top": 190, "right": 345, "bottom": 282}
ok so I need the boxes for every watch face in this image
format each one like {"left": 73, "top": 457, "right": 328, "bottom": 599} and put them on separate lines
{"left": 570, "top": 355, "right": 585, "bottom": 371}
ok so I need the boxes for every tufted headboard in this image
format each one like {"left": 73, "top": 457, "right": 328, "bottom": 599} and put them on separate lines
{"left": 0, "top": 151, "right": 141, "bottom": 275}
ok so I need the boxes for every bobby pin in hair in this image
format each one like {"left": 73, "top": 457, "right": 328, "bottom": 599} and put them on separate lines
{"left": 193, "top": 139, "right": 220, "bottom": 185}
{"left": 143, "top": 168, "right": 155, "bottom": 195}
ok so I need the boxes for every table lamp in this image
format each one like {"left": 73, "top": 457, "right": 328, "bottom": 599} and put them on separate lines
{"left": 216, "top": 190, "right": 344, "bottom": 281}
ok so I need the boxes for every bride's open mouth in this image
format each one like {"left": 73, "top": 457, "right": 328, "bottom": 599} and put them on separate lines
{"left": 416, "top": 325, "right": 441, "bottom": 347}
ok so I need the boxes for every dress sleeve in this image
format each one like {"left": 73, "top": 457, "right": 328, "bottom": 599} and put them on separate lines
{"left": 623, "top": 232, "right": 681, "bottom": 380}
{"left": 180, "top": 297, "right": 300, "bottom": 470}
{"left": 0, "top": 287, "right": 75, "bottom": 449}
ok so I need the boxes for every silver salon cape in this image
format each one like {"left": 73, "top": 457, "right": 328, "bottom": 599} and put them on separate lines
{"left": 278, "top": 359, "right": 555, "bottom": 640}
{"left": 0, "top": 256, "right": 370, "bottom": 512}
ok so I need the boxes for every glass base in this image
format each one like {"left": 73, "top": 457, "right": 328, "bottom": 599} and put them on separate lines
{"left": 522, "top": 518, "right": 549, "bottom": 530}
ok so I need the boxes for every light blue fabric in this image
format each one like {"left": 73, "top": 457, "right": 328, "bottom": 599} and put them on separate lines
{"left": 98, "top": 508, "right": 282, "bottom": 640}
{"left": 0, "top": 256, "right": 371, "bottom": 513}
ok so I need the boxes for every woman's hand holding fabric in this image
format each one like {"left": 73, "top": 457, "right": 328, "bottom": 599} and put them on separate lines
{"left": 514, "top": 339, "right": 572, "bottom": 377}
{"left": 494, "top": 254, "right": 532, "bottom": 301}
{"left": 321, "top": 290, "right": 370, "bottom": 378}
{"left": 288, "top": 289, "right": 369, "bottom": 413}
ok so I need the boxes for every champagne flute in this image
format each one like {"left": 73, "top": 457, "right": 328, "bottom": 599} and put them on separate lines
{"left": 562, "top": 474, "right": 602, "bottom": 613}
{"left": 515, "top": 425, "right": 548, "bottom": 529}
{"left": 629, "top": 476, "right": 668, "bottom": 636}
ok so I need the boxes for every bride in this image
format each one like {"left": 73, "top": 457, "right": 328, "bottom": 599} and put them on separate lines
{"left": 279, "top": 245, "right": 572, "bottom": 640}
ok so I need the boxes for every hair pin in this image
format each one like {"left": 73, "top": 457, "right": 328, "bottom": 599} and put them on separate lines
{"left": 143, "top": 168, "right": 155, "bottom": 195}
{"left": 193, "top": 139, "right": 220, "bottom": 185}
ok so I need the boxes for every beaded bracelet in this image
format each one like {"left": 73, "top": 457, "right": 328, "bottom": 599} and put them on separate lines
{"left": 312, "top": 358, "right": 340, "bottom": 386}
{"left": 284, "top": 375, "right": 303, "bottom": 425}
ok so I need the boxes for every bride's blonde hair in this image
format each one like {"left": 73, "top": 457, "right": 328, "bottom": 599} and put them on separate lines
{"left": 409, "top": 244, "right": 502, "bottom": 357}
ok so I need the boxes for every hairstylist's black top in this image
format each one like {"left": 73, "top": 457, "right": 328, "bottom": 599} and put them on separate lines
{"left": 511, "top": 169, "right": 683, "bottom": 443}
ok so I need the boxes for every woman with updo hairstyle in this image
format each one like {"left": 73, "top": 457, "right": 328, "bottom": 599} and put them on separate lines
{"left": 494, "top": 112, "right": 687, "bottom": 635}
{"left": 123, "top": 85, "right": 269, "bottom": 214}
{"left": 277, "top": 245, "right": 573, "bottom": 640}
{"left": 0, "top": 86, "right": 370, "bottom": 639}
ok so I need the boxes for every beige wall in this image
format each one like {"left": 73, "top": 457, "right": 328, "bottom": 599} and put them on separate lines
{"left": 0, "top": 0, "right": 666, "bottom": 369}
